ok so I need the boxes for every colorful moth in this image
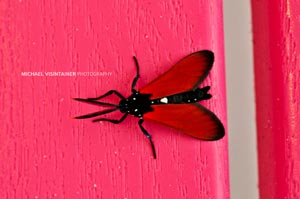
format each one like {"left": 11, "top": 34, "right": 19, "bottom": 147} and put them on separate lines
{"left": 73, "top": 50, "right": 225, "bottom": 158}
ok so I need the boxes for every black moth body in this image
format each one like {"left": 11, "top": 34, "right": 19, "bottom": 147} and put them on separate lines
{"left": 119, "top": 87, "right": 211, "bottom": 118}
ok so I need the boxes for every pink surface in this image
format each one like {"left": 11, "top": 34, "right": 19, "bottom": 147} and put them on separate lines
{"left": 252, "top": 0, "right": 300, "bottom": 198}
{"left": 0, "top": 1, "right": 228, "bottom": 198}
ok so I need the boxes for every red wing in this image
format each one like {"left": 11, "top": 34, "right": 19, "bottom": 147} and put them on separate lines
{"left": 144, "top": 104, "right": 224, "bottom": 140}
{"left": 139, "top": 50, "right": 214, "bottom": 99}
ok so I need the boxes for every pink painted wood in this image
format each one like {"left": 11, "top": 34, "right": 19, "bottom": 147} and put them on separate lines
{"left": 251, "top": 0, "right": 300, "bottom": 198}
{"left": 0, "top": 0, "right": 228, "bottom": 198}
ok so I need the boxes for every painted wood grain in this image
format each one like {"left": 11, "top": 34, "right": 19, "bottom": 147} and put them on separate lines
{"left": 0, "top": 0, "right": 228, "bottom": 198}
{"left": 251, "top": 0, "right": 300, "bottom": 198}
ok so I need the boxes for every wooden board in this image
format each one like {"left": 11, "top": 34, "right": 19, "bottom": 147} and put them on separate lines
{"left": 252, "top": 0, "right": 300, "bottom": 198}
{"left": 0, "top": 1, "right": 228, "bottom": 198}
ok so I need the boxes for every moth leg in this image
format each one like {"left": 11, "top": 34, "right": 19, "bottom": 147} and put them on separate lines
{"left": 88, "top": 90, "right": 125, "bottom": 100}
{"left": 92, "top": 113, "right": 128, "bottom": 123}
{"left": 131, "top": 56, "right": 140, "bottom": 93}
{"left": 74, "top": 108, "right": 119, "bottom": 119}
{"left": 138, "top": 119, "right": 157, "bottom": 159}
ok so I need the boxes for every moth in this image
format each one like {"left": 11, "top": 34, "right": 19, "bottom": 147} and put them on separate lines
{"left": 74, "top": 50, "right": 225, "bottom": 158}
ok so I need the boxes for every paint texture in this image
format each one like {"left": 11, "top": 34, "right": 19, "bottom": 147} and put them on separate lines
{"left": 0, "top": 0, "right": 228, "bottom": 198}
{"left": 252, "top": 0, "right": 300, "bottom": 198}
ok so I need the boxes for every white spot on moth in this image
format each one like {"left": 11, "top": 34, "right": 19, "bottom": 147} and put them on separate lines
{"left": 160, "top": 97, "right": 168, "bottom": 103}
{"left": 134, "top": 109, "right": 138, "bottom": 112}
